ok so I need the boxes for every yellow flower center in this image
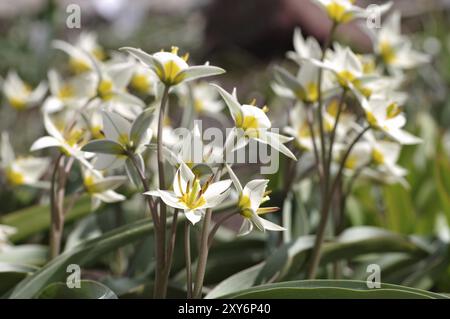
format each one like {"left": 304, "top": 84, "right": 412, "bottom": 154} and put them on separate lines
{"left": 344, "top": 155, "right": 357, "bottom": 169}
{"left": 118, "top": 133, "right": 130, "bottom": 146}
{"left": 83, "top": 175, "right": 97, "bottom": 193}
{"left": 69, "top": 58, "right": 91, "bottom": 74}
{"left": 372, "top": 148, "right": 384, "bottom": 165}
{"left": 93, "top": 47, "right": 106, "bottom": 61}
{"left": 194, "top": 99, "right": 204, "bottom": 112}
{"left": 238, "top": 195, "right": 253, "bottom": 218}
{"left": 98, "top": 79, "right": 114, "bottom": 100}
{"left": 91, "top": 125, "right": 104, "bottom": 139}
{"left": 9, "top": 97, "right": 27, "bottom": 110}
{"left": 337, "top": 70, "right": 356, "bottom": 88}
{"left": 380, "top": 41, "right": 396, "bottom": 64}
{"left": 235, "top": 114, "right": 260, "bottom": 138}
{"left": 178, "top": 178, "right": 207, "bottom": 210}
{"left": 386, "top": 103, "right": 401, "bottom": 119}
{"left": 131, "top": 74, "right": 150, "bottom": 93}
{"left": 366, "top": 111, "right": 378, "bottom": 127}
{"left": 6, "top": 167, "right": 25, "bottom": 185}
{"left": 326, "top": 1, "right": 353, "bottom": 23}
{"left": 157, "top": 60, "right": 184, "bottom": 85}
{"left": 58, "top": 84, "right": 74, "bottom": 100}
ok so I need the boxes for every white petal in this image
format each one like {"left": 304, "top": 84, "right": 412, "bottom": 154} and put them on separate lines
{"left": 30, "top": 136, "right": 62, "bottom": 151}
{"left": 259, "top": 217, "right": 286, "bottom": 231}
{"left": 1, "top": 132, "right": 15, "bottom": 165}
{"left": 43, "top": 113, "right": 64, "bottom": 141}
{"left": 237, "top": 219, "right": 253, "bottom": 236}
{"left": 243, "top": 179, "right": 269, "bottom": 212}
{"left": 387, "top": 128, "right": 422, "bottom": 145}
{"left": 185, "top": 210, "right": 203, "bottom": 225}
{"left": 102, "top": 110, "right": 132, "bottom": 142}
{"left": 144, "top": 190, "right": 186, "bottom": 210}
{"left": 225, "top": 164, "right": 243, "bottom": 193}
{"left": 211, "top": 84, "right": 243, "bottom": 122}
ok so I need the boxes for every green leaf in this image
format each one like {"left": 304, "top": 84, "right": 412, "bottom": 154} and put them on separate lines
{"left": 9, "top": 218, "right": 154, "bottom": 299}
{"left": 81, "top": 139, "right": 125, "bottom": 155}
{"left": 130, "top": 107, "right": 154, "bottom": 146}
{"left": 37, "top": 280, "right": 118, "bottom": 299}
{"left": 223, "top": 280, "right": 448, "bottom": 299}
{"left": 383, "top": 184, "right": 416, "bottom": 234}
{"left": 207, "top": 227, "right": 430, "bottom": 298}
{"left": 0, "top": 263, "right": 37, "bottom": 297}
{"left": 434, "top": 156, "right": 450, "bottom": 223}
{"left": 177, "top": 66, "right": 225, "bottom": 83}
{"left": 0, "top": 195, "right": 92, "bottom": 243}
{"left": 0, "top": 245, "right": 48, "bottom": 266}
{"left": 205, "top": 263, "right": 264, "bottom": 299}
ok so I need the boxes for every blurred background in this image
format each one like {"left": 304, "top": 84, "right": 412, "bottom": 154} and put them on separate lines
{"left": 1, "top": 0, "right": 450, "bottom": 241}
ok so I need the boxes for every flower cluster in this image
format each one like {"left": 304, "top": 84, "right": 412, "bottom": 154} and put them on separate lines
{"left": 275, "top": 8, "right": 428, "bottom": 188}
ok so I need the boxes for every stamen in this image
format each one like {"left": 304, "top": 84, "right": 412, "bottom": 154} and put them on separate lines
{"left": 171, "top": 46, "right": 179, "bottom": 55}
{"left": 177, "top": 170, "right": 184, "bottom": 195}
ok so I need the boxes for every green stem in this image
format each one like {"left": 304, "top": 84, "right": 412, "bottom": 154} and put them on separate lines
{"left": 325, "top": 89, "right": 347, "bottom": 192}
{"left": 185, "top": 221, "right": 192, "bottom": 299}
{"left": 49, "top": 153, "right": 64, "bottom": 260}
{"left": 307, "top": 126, "right": 370, "bottom": 279}
{"left": 193, "top": 165, "right": 224, "bottom": 298}
{"left": 154, "top": 85, "right": 170, "bottom": 298}
{"left": 207, "top": 212, "right": 238, "bottom": 249}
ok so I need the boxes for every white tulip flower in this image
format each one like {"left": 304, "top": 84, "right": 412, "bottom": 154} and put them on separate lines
{"left": 30, "top": 112, "right": 91, "bottom": 166}
{"left": 43, "top": 69, "right": 97, "bottom": 113}
{"left": 213, "top": 84, "right": 297, "bottom": 160}
{"left": 1, "top": 132, "right": 50, "bottom": 188}
{"left": 226, "top": 164, "right": 284, "bottom": 236}
{"left": 120, "top": 46, "right": 225, "bottom": 87}
{"left": 82, "top": 109, "right": 154, "bottom": 185}
{"left": 286, "top": 27, "right": 322, "bottom": 64}
{"left": 53, "top": 32, "right": 105, "bottom": 74}
{"left": 144, "top": 162, "right": 232, "bottom": 225}
{"left": 284, "top": 103, "right": 316, "bottom": 151}
{"left": 82, "top": 168, "right": 126, "bottom": 210}
{"left": 370, "top": 11, "right": 430, "bottom": 71}
{"left": 312, "top": 0, "right": 391, "bottom": 24}
{"left": 2, "top": 71, "right": 47, "bottom": 111}
{"left": 359, "top": 96, "right": 422, "bottom": 145}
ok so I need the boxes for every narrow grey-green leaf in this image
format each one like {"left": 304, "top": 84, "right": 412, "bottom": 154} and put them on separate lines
{"left": 37, "top": 280, "right": 118, "bottom": 299}
{"left": 82, "top": 139, "right": 124, "bottom": 155}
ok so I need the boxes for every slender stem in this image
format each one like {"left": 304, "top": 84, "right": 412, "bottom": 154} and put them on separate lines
{"left": 185, "top": 221, "right": 192, "bottom": 299}
{"left": 325, "top": 89, "right": 347, "bottom": 190}
{"left": 127, "top": 153, "right": 166, "bottom": 298}
{"left": 317, "top": 22, "right": 338, "bottom": 194}
{"left": 128, "top": 154, "right": 158, "bottom": 227}
{"left": 193, "top": 165, "right": 224, "bottom": 298}
{"left": 306, "top": 107, "right": 323, "bottom": 184}
{"left": 207, "top": 212, "right": 239, "bottom": 249}
{"left": 329, "top": 126, "right": 371, "bottom": 200}
{"left": 307, "top": 126, "right": 370, "bottom": 279}
{"left": 49, "top": 154, "right": 64, "bottom": 259}
{"left": 163, "top": 209, "right": 179, "bottom": 289}
{"left": 193, "top": 207, "right": 212, "bottom": 299}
